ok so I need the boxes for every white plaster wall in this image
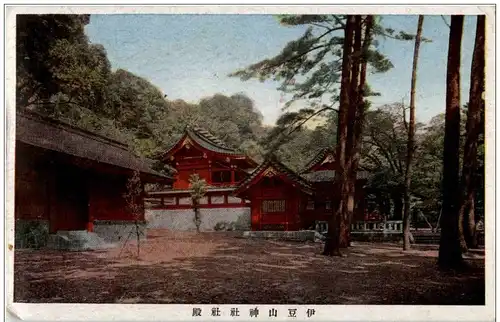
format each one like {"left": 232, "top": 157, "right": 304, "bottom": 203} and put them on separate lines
{"left": 211, "top": 196, "right": 225, "bottom": 204}
{"left": 146, "top": 207, "right": 251, "bottom": 231}
{"left": 227, "top": 196, "right": 242, "bottom": 204}
{"left": 179, "top": 197, "right": 191, "bottom": 205}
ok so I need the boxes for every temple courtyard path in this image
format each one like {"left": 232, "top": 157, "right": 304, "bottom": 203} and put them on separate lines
{"left": 14, "top": 229, "right": 485, "bottom": 304}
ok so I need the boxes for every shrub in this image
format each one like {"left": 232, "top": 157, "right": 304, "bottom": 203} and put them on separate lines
{"left": 17, "top": 220, "right": 48, "bottom": 249}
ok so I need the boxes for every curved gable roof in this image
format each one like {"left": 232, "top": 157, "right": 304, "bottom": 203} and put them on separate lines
{"left": 162, "top": 126, "right": 257, "bottom": 165}
{"left": 233, "top": 158, "right": 313, "bottom": 196}
{"left": 300, "top": 148, "right": 336, "bottom": 174}
{"left": 186, "top": 126, "right": 241, "bottom": 155}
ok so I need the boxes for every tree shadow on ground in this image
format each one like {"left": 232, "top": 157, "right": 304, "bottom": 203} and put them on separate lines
{"left": 14, "top": 231, "right": 485, "bottom": 305}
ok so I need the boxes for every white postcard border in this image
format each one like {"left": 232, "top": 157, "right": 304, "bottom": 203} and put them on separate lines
{"left": 4, "top": 4, "right": 496, "bottom": 322}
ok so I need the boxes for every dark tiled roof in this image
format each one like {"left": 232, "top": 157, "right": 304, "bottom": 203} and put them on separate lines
{"left": 186, "top": 125, "right": 243, "bottom": 155}
{"left": 16, "top": 111, "right": 173, "bottom": 181}
{"left": 234, "top": 158, "right": 313, "bottom": 195}
{"left": 163, "top": 125, "right": 249, "bottom": 158}
{"left": 300, "top": 148, "right": 336, "bottom": 174}
{"left": 301, "top": 170, "right": 370, "bottom": 182}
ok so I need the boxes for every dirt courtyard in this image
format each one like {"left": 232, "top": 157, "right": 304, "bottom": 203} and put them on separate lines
{"left": 14, "top": 229, "right": 485, "bottom": 304}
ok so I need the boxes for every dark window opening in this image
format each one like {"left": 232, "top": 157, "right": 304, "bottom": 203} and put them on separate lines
{"left": 212, "top": 171, "right": 231, "bottom": 183}
{"left": 262, "top": 177, "right": 283, "bottom": 187}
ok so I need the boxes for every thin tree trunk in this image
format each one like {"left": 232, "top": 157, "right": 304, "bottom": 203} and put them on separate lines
{"left": 195, "top": 206, "right": 201, "bottom": 233}
{"left": 403, "top": 15, "right": 424, "bottom": 251}
{"left": 135, "top": 220, "right": 140, "bottom": 258}
{"left": 438, "top": 15, "right": 464, "bottom": 270}
{"left": 434, "top": 207, "right": 442, "bottom": 232}
{"left": 323, "top": 15, "right": 355, "bottom": 256}
{"left": 458, "top": 15, "right": 485, "bottom": 252}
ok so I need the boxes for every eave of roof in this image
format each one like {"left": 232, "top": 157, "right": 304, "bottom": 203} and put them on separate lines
{"left": 148, "top": 186, "right": 237, "bottom": 195}
{"left": 301, "top": 170, "right": 370, "bottom": 182}
{"left": 16, "top": 111, "right": 173, "bottom": 182}
{"left": 234, "top": 158, "right": 313, "bottom": 196}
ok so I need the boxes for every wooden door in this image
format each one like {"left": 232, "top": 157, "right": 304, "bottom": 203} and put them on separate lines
{"left": 260, "top": 199, "right": 288, "bottom": 231}
{"left": 52, "top": 166, "right": 89, "bottom": 232}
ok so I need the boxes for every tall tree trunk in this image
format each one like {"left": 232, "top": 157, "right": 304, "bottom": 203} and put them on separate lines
{"left": 403, "top": 15, "right": 424, "bottom": 251}
{"left": 342, "top": 15, "right": 363, "bottom": 248}
{"left": 345, "top": 15, "right": 374, "bottom": 247}
{"left": 438, "top": 15, "right": 464, "bottom": 270}
{"left": 458, "top": 15, "right": 485, "bottom": 252}
{"left": 323, "top": 15, "right": 355, "bottom": 256}
{"left": 462, "top": 194, "right": 477, "bottom": 248}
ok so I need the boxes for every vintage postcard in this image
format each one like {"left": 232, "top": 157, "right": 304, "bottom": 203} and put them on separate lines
{"left": 4, "top": 4, "right": 495, "bottom": 321}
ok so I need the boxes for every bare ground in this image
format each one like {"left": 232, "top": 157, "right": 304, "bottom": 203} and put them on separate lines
{"left": 14, "top": 229, "right": 485, "bottom": 304}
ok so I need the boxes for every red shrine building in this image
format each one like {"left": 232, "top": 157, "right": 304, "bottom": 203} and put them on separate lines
{"left": 146, "top": 127, "right": 369, "bottom": 232}
{"left": 146, "top": 126, "right": 257, "bottom": 230}
{"left": 15, "top": 111, "right": 172, "bottom": 249}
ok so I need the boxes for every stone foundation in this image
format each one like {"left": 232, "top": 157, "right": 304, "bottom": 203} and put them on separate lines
{"left": 146, "top": 208, "right": 251, "bottom": 231}
{"left": 241, "top": 230, "right": 317, "bottom": 242}
{"left": 47, "top": 230, "right": 113, "bottom": 251}
{"left": 93, "top": 220, "right": 147, "bottom": 243}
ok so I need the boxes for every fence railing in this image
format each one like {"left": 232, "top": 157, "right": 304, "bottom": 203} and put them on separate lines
{"left": 315, "top": 220, "right": 404, "bottom": 233}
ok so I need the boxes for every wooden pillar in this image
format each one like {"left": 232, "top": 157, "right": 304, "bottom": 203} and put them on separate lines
{"left": 208, "top": 161, "right": 212, "bottom": 185}
{"left": 87, "top": 218, "right": 94, "bottom": 232}
{"left": 87, "top": 197, "right": 94, "bottom": 232}
{"left": 47, "top": 169, "right": 55, "bottom": 234}
{"left": 230, "top": 168, "right": 235, "bottom": 184}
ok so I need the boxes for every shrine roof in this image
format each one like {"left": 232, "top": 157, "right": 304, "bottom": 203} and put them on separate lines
{"left": 300, "top": 148, "right": 336, "bottom": 173}
{"left": 234, "top": 157, "right": 313, "bottom": 196}
{"left": 169, "top": 125, "right": 244, "bottom": 156}
{"left": 16, "top": 110, "right": 173, "bottom": 182}
{"left": 301, "top": 170, "right": 370, "bottom": 182}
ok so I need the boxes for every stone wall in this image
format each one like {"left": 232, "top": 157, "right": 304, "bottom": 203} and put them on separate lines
{"left": 93, "top": 220, "right": 147, "bottom": 242}
{"left": 146, "top": 207, "right": 251, "bottom": 231}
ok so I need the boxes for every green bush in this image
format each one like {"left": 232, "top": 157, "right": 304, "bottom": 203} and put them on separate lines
{"left": 16, "top": 220, "right": 49, "bottom": 249}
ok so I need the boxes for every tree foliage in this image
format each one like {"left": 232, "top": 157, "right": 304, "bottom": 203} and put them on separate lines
{"left": 17, "top": 14, "right": 110, "bottom": 111}
{"left": 189, "top": 174, "right": 207, "bottom": 233}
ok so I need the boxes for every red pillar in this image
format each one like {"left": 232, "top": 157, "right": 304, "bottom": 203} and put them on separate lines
{"left": 230, "top": 170, "right": 235, "bottom": 184}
